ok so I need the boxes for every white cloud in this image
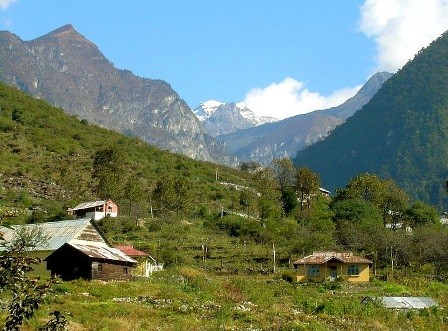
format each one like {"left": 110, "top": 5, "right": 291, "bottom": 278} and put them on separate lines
{"left": 0, "top": 0, "right": 16, "bottom": 10}
{"left": 242, "top": 78, "right": 361, "bottom": 120}
{"left": 243, "top": 0, "right": 448, "bottom": 120}
{"left": 360, "top": 0, "right": 448, "bottom": 72}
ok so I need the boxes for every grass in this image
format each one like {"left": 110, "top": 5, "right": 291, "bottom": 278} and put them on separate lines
{"left": 7, "top": 269, "right": 448, "bottom": 331}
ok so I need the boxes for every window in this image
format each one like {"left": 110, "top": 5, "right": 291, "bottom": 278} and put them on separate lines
{"left": 307, "top": 265, "right": 320, "bottom": 277}
{"left": 97, "top": 264, "right": 103, "bottom": 272}
{"left": 347, "top": 265, "right": 360, "bottom": 276}
{"left": 123, "top": 267, "right": 128, "bottom": 275}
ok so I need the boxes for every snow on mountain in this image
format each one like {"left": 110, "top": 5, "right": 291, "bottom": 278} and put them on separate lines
{"left": 193, "top": 100, "right": 224, "bottom": 121}
{"left": 236, "top": 102, "right": 277, "bottom": 126}
{"left": 193, "top": 100, "right": 277, "bottom": 126}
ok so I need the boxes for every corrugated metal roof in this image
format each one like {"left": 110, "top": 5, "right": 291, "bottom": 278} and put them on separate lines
{"left": 0, "top": 218, "right": 104, "bottom": 251}
{"left": 114, "top": 245, "right": 149, "bottom": 257}
{"left": 68, "top": 240, "right": 137, "bottom": 264}
{"left": 71, "top": 201, "right": 106, "bottom": 211}
{"left": 293, "top": 251, "right": 372, "bottom": 265}
{"left": 362, "top": 297, "right": 438, "bottom": 309}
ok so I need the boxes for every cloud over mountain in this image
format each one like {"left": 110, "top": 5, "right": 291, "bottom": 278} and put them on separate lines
{"left": 0, "top": 0, "right": 16, "bottom": 10}
{"left": 242, "top": 78, "right": 361, "bottom": 120}
{"left": 241, "top": 0, "right": 448, "bottom": 121}
{"left": 360, "top": 0, "right": 448, "bottom": 72}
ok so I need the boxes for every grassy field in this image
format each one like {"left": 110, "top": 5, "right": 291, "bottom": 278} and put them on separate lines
{"left": 10, "top": 268, "right": 448, "bottom": 331}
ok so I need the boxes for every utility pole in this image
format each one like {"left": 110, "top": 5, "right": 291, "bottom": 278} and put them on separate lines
{"left": 149, "top": 198, "right": 154, "bottom": 219}
{"left": 273, "top": 242, "right": 276, "bottom": 273}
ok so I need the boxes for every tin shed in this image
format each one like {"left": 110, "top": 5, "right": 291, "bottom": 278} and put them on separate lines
{"left": 362, "top": 297, "right": 438, "bottom": 309}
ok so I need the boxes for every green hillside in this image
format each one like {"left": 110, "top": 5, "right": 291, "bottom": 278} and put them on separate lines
{"left": 0, "top": 82, "right": 251, "bottom": 220}
{"left": 2, "top": 80, "right": 448, "bottom": 331}
{"left": 294, "top": 30, "right": 448, "bottom": 210}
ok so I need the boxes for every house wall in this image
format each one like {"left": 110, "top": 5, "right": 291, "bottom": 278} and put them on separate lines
{"left": 104, "top": 201, "right": 118, "bottom": 218}
{"left": 295, "top": 263, "right": 370, "bottom": 283}
{"left": 74, "top": 203, "right": 117, "bottom": 220}
{"left": 28, "top": 251, "right": 53, "bottom": 277}
{"left": 91, "top": 261, "right": 133, "bottom": 281}
{"left": 46, "top": 246, "right": 92, "bottom": 280}
{"left": 343, "top": 263, "right": 370, "bottom": 282}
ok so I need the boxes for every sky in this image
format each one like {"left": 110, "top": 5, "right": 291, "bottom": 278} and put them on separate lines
{"left": 1, "top": 0, "right": 448, "bottom": 120}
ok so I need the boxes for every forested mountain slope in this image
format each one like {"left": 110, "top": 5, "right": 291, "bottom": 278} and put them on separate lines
{"left": 294, "top": 30, "right": 448, "bottom": 209}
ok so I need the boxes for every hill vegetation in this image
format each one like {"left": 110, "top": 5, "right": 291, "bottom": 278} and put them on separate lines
{"left": 294, "top": 30, "right": 448, "bottom": 210}
{"left": 0, "top": 82, "right": 249, "bottom": 221}
{"left": 1, "top": 83, "right": 448, "bottom": 329}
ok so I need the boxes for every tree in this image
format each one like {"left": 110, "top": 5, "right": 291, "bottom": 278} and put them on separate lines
{"left": 92, "top": 145, "right": 127, "bottom": 201}
{"left": 280, "top": 187, "right": 297, "bottom": 215}
{"left": 272, "top": 158, "right": 297, "bottom": 215}
{"left": 240, "top": 161, "right": 261, "bottom": 172}
{"left": 295, "top": 167, "right": 320, "bottom": 211}
{"left": 406, "top": 201, "right": 439, "bottom": 228}
{"left": 0, "top": 226, "right": 67, "bottom": 331}
{"left": 345, "top": 173, "right": 384, "bottom": 205}
{"left": 153, "top": 174, "right": 191, "bottom": 217}
{"left": 343, "top": 174, "right": 410, "bottom": 227}
{"left": 239, "top": 189, "right": 255, "bottom": 219}
{"left": 331, "top": 198, "right": 385, "bottom": 252}
{"left": 379, "top": 179, "right": 409, "bottom": 228}
{"left": 253, "top": 168, "right": 281, "bottom": 222}
{"left": 411, "top": 225, "right": 448, "bottom": 274}
{"left": 123, "top": 174, "right": 145, "bottom": 217}
{"left": 272, "top": 158, "right": 296, "bottom": 191}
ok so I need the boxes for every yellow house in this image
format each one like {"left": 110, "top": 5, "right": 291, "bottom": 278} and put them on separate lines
{"left": 293, "top": 251, "right": 372, "bottom": 283}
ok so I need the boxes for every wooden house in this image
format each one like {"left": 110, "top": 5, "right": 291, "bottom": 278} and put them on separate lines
{"left": 114, "top": 245, "right": 163, "bottom": 277}
{"left": 0, "top": 218, "right": 107, "bottom": 276}
{"left": 293, "top": 251, "right": 372, "bottom": 283}
{"left": 45, "top": 240, "right": 137, "bottom": 281}
{"left": 67, "top": 200, "right": 118, "bottom": 220}
{"left": 1, "top": 218, "right": 140, "bottom": 281}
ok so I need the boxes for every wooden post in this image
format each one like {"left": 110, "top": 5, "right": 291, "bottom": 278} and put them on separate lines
{"left": 273, "top": 242, "right": 276, "bottom": 273}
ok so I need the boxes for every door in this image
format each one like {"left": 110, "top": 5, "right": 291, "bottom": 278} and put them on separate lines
{"left": 329, "top": 266, "right": 337, "bottom": 281}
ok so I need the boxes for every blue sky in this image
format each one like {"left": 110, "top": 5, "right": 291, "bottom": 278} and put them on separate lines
{"left": 1, "top": 0, "right": 448, "bottom": 119}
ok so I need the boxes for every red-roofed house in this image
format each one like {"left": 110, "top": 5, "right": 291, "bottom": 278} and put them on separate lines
{"left": 67, "top": 200, "right": 118, "bottom": 220}
{"left": 114, "top": 245, "right": 163, "bottom": 277}
{"left": 293, "top": 251, "right": 372, "bottom": 283}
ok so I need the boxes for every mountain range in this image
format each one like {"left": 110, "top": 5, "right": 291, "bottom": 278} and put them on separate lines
{"left": 216, "top": 72, "right": 392, "bottom": 165}
{"left": 2, "top": 23, "right": 448, "bottom": 210}
{"left": 0, "top": 24, "right": 392, "bottom": 168}
{"left": 0, "top": 24, "right": 230, "bottom": 164}
{"left": 294, "top": 30, "right": 448, "bottom": 209}
{"left": 193, "top": 100, "right": 275, "bottom": 137}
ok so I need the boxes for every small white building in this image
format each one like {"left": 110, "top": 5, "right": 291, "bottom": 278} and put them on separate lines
{"left": 68, "top": 200, "right": 118, "bottom": 221}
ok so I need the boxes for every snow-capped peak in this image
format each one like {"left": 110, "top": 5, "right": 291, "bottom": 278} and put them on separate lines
{"left": 193, "top": 100, "right": 224, "bottom": 121}
{"left": 236, "top": 103, "right": 277, "bottom": 126}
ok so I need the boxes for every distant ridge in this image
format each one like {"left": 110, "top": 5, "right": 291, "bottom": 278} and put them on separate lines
{"left": 217, "top": 72, "right": 392, "bottom": 165}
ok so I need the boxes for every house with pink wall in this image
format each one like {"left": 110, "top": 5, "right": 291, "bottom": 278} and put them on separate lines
{"left": 68, "top": 200, "right": 118, "bottom": 221}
